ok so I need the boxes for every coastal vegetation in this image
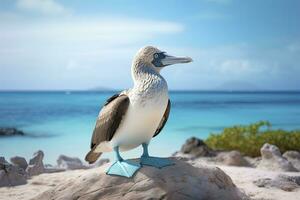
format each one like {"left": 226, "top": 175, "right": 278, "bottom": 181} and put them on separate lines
{"left": 206, "top": 121, "right": 300, "bottom": 157}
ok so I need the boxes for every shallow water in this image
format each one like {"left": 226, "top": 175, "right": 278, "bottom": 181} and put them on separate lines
{"left": 1, "top": 91, "right": 300, "bottom": 164}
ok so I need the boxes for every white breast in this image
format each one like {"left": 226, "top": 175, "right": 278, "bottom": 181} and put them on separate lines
{"left": 110, "top": 87, "right": 168, "bottom": 151}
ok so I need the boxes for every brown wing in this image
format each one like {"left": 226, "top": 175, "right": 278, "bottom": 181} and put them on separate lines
{"left": 85, "top": 93, "right": 129, "bottom": 164}
{"left": 153, "top": 99, "right": 171, "bottom": 138}
{"left": 90, "top": 93, "right": 129, "bottom": 148}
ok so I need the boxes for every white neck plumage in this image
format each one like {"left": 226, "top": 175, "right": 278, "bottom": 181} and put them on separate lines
{"left": 131, "top": 61, "right": 168, "bottom": 94}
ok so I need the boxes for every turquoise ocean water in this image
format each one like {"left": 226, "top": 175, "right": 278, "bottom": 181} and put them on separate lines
{"left": 1, "top": 91, "right": 300, "bottom": 164}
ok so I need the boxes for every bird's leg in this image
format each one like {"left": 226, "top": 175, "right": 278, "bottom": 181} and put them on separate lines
{"left": 106, "top": 146, "right": 141, "bottom": 178}
{"left": 140, "top": 143, "right": 174, "bottom": 168}
{"left": 114, "top": 146, "right": 123, "bottom": 161}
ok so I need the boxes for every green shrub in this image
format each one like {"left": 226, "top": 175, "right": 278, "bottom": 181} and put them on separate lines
{"left": 205, "top": 121, "right": 300, "bottom": 157}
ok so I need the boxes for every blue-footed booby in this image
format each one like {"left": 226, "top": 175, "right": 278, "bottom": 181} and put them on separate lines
{"left": 85, "top": 46, "right": 192, "bottom": 177}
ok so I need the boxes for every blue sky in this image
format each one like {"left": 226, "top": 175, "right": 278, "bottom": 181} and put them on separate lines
{"left": 0, "top": 0, "right": 299, "bottom": 90}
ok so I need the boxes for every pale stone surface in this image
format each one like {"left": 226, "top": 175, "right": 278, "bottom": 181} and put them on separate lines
{"left": 257, "top": 143, "right": 298, "bottom": 172}
{"left": 1, "top": 159, "right": 300, "bottom": 200}
{"left": 33, "top": 159, "right": 246, "bottom": 200}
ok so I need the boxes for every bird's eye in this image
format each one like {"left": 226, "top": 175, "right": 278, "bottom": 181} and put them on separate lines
{"left": 154, "top": 53, "right": 159, "bottom": 59}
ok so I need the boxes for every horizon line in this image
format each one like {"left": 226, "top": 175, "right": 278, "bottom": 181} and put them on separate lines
{"left": 0, "top": 89, "right": 300, "bottom": 93}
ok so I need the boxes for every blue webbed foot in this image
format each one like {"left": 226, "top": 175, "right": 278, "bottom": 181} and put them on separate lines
{"left": 140, "top": 156, "right": 174, "bottom": 168}
{"left": 106, "top": 160, "right": 141, "bottom": 178}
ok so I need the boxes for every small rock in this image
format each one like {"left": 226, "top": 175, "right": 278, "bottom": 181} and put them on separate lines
{"left": 283, "top": 151, "right": 300, "bottom": 171}
{"left": 0, "top": 157, "right": 27, "bottom": 187}
{"left": 216, "top": 151, "right": 250, "bottom": 167}
{"left": 0, "top": 128, "right": 25, "bottom": 136}
{"left": 26, "top": 150, "right": 45, "bottom": 176}
{"left": 253, "top": 174, "right": 300, "bottom": 191}
{"left": 181, "top": 137, "right": 216, "bottom": 157}
{"left": 57, "top": 155, "right": 86, "bottom": 170}
{"left": 10, "top": 156, "right": 28, "bottom": 170}
{"left": 257, "top": 143, "right": 298, "bottom": 172}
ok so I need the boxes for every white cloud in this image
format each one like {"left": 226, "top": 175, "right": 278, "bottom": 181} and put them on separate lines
{"left": 0, "top": 14, "right": 185, "bottom": 90}
{"left": 16, "top": 0, "right": 68, "bottom": 15}
{"left": 0, "top": 17, "right": 183, "bottom": 45}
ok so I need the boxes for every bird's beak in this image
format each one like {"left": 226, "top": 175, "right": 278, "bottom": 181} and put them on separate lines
{"left": 161, "top": 54, "right": 193, "bottom": 66}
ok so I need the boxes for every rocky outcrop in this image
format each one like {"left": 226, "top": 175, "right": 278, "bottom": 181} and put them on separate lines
{"left": 257, "top": 143, "right": 298, "bottom": 172}
{"left": 26, "top": 150, "right": 45, "bottom": 176}
{"left": 216, "top": 151, "right": 250, "bottom": 167}
{"left": 57, "top": 155, "right": 86, "bottom": 170}
{"left": 0, "top": 150, "right": 110, "bottom": 187}
{"left": 0, "top": 128, "right": 25, "bottom": 136}
{"left": 181, "top": 137, "right": 216, "bottom": 157}
{"left": 0, "top": 157, "right": 27, "bottom": 187}
{"left": 253, "top": 174, "right": 300, "bottom": 192}
{"left": 33, "top": 159, "right": 246, "bottom": 200}
{"left": 10, "top": 156, "right": 28, "bottom": 170}
{"left": 283, "top": 151, "right": 300, "bottom": 171}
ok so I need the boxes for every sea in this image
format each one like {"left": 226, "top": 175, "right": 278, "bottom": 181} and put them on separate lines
{"left": 1, "top": 91, "right": 300, "bottom": 164}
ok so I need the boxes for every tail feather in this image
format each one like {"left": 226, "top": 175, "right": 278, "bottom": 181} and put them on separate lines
{"left": 85, "top": 149, "right": 102, "bottom": 164}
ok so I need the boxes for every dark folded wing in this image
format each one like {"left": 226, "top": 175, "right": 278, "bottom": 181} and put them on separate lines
{"left": 153, "top": 99, "right": 171, "bottom": 138}
{"left": 90, "top": 93, "right": 129, "bottom": 149}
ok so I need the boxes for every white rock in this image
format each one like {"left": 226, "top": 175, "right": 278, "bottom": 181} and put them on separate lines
{"left": 32, "top": 159, "right": 247, "bottom": 200}
{"left": 257, "top": 143, "right": 298, "bottom": 172}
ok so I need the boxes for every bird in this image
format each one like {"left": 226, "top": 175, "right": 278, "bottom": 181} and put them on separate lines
{"left": 85, "top": 46, "right": 192, "bottom": 178}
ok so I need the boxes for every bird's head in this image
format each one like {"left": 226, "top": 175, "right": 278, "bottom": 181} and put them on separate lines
{"left": 133, "top": 46, "right": 193, "bottom": 73}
